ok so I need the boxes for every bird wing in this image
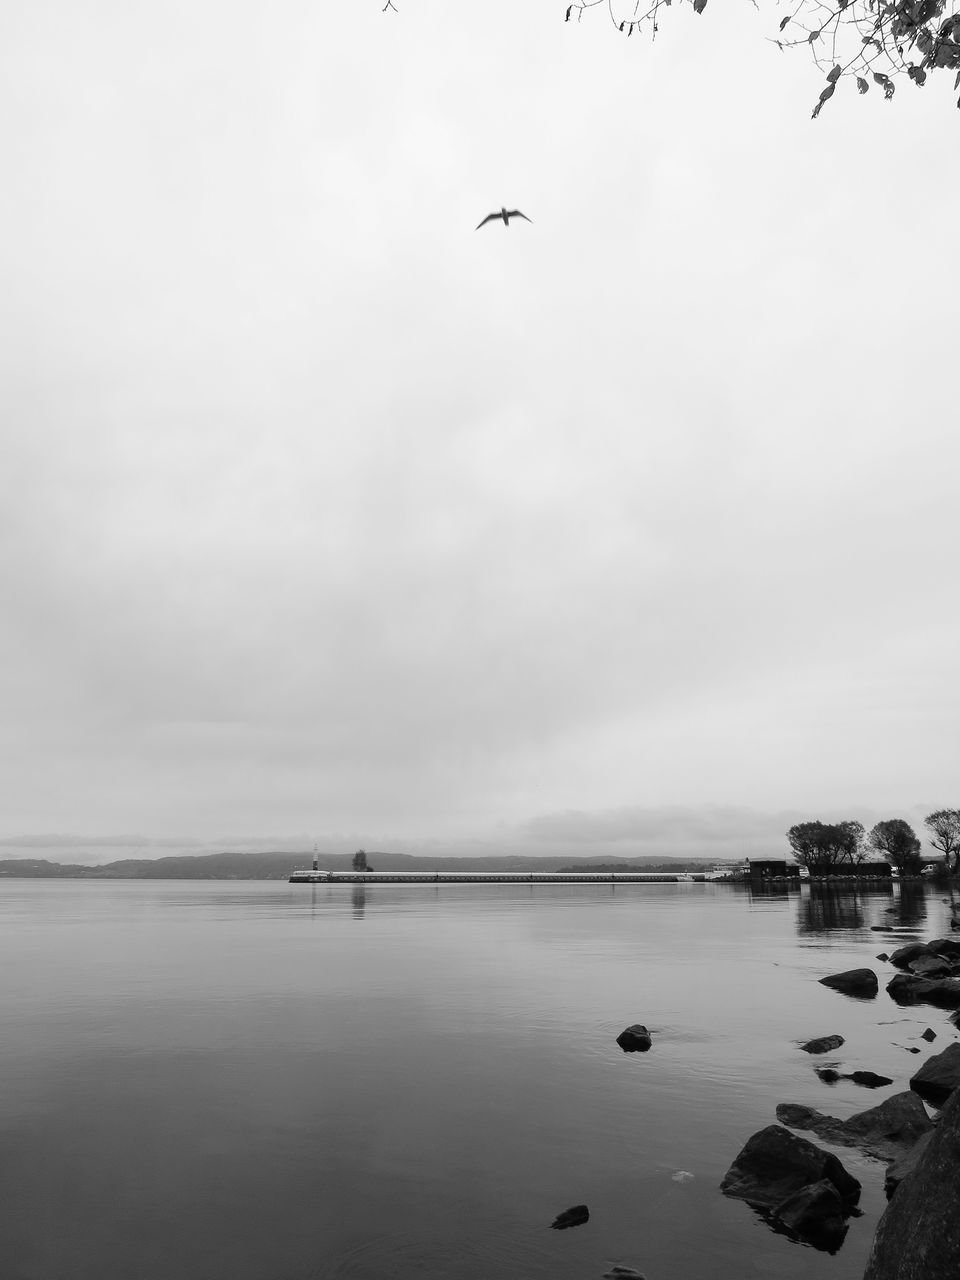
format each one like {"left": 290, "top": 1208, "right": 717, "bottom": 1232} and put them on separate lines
{"left": 475, "top": 212, "right": 499, "bottom": 230}
{"left": 506, "top": 210, "right": 532, "bottom": 223}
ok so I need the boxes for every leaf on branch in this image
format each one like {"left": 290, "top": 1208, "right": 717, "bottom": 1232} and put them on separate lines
{"left": 693, "top": 0, "right": 709, "bottom": 13}
{"left": 565, "top": 4, "right": 573, "bottom": 20}
{"left": 955, "top": 69, "right": 960, "bottom": 88}
{"left": 812, "top": 83, "right": 836, "bottom": 119}
{"left": 907, "top": 64, "right": 928, "bottom": 85}
{"left": 827, "top": 64, "right": 843, "bottom": 82}
{"left": 856, "top": 75, "right": 870, "bottom": 92}
{"left": 809, "top": 28, "right": 822, "bottom": 43}
{"left": 779, "top": 15, "right": 790, "bottom": 30}
{"left": 873, "top": 71, "right": 896, "bottom": 98}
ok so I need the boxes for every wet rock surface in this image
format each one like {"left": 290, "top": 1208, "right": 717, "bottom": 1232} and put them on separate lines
{"left": 772, "top": 1178, "right": 849, "bottom": 1252}
{"left": 720, "top": 1123, "right": 860, "bottom": 1209}
{"left": 819, "top": 968, "right": 878, "bottom": 997}
{"left": 720, "top": 1124, "right": 860, "bottom": 1251}
{"left": 883, "top": 1130, "right": 933, "bottom": 1199}
{"left": 815, "top": 1067, "right": 893, "bottom": 1088}
{"left": 909, "top": 1042, "right": 960, "bottom": 1107}
{"left": 550, "top": 1204, "right": 589, "bottom": 1230}
{"left": 799, "top": 1034, "right": 845, "bottom": 1054}
{"left": 886, "top": 973, "right": 960, "bottom": 1008}
{"left": 864, "top": 1088, "right": 960, "bottom": 1279}
{"left": 615, "top": 1025, "right": 652, "bottom": 1053}
{"left": 775, "top": 1092, "right": 933, "bottom": 1161}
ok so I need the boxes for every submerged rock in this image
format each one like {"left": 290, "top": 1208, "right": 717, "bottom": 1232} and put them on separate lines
{"left": 800, "top": 1034, "right": 845, "bottom": 1054}
{"left": 616, "top": 1025, "right": 652, "bottom": 1053}
{"left": 776, "top": 1092, "right": 932, "bottom": 1161}
{"left": 863, "top": 1088, "right": 960, "bottom": 1279}
{"left": 551, "top": 1204, "right": 589, "bottom": 1230}
{"left": 909, "top": 1043, "right": 960, "bottom": 1107}
{"left": 720, "top": 1123, "right": 860, "bottom": 1209}
{"left": 819, "top": 968, "right": 878, "bottom": 997}
{"left": 602, "top": 1268, "right": 645, "bottom": 1280}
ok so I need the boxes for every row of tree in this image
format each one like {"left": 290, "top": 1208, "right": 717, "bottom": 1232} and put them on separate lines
{"left": 786, "top": 810, "right": 960, "bottom": 876}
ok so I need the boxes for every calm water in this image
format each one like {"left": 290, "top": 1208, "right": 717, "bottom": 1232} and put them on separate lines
{"left": 1, "top": 879, "right": 955, "bottom": 1280}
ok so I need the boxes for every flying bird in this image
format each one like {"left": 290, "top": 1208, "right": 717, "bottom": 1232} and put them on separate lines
{"left": 475, "top": 207, "right": 533, "bottom": 230}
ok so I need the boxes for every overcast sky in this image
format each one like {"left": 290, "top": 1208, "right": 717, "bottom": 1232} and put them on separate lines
{"left": 1, "top": 2, "right": 957, "bottom": 860}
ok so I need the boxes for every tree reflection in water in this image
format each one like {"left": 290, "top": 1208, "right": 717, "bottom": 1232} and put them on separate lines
{"left": 889, "top": 880, "right": 927, "bottom": 927}
{"left": 352, "top": 884, "right": 366, "bottom": 920}
{"left": 797, "top": 884, "right": 870, "bottom": 934}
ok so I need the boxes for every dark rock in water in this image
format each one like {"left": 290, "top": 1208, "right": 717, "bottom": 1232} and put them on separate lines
{"left": 815, "top": 1067, "right": 892, "bottom": 1088}
{"left": 921, "top": 1028, "right": 937, "bottom": 1042}
{"left": 616, "top": 1025, "right": 652, "bottom": 1053}
{"left": 720, "top": 1124, "right": 860, "bottom": 1210}
{"left": 910, "top": 955, "right": 953, "bottom": 979}
{"left": 775, "top": 1092, "right": 932, "bottom": 1160}
{"left": 928, "top": 937, "right": 960, "bottom": 960}
{"left": 773, "top": 1178, "right": 848, "bottom": 1252}
{"left": 876, "top": 953, "right": 889, "bottom": 962}
{"left": 887, "top": 973, "right": 960, "bottom": 1008}
{"left": 551, "top": 1204, "right": 589, "bottom": 1230}
{"left": 863, "top": 1088, "right": 960, "bottom": 1279}
{"left": 819, "top": 968, "right": 878, "bottom": 997}
{"left": 904, "top": 1046, "right": 921, "bottom": 1054}
{"left": 910, "top": 1043, "right": 960, "bottom": 1107}
{"left": 890, "top": 943, "right": 931, "bottom": 970}
{"left": 884, "top": 1131, "right": 934, "bottom": 1200}
{"left": 800, "top": 1034, "right": 844, "bottom": 1054}
{"left": 848, "top": 1070, "right": 894, "bottom": 1088}
{"left": 602, "top": 1268, "right": 645, "bottom": 1280}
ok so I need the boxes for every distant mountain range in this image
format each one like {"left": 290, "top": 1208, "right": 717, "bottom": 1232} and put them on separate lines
{"left": 0, "top": 850, "right": 718, "bottom": 879}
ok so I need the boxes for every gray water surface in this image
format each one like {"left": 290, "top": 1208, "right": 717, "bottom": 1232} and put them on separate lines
{"left": 1, "top": 879, "right": 952, "bottom": 1280}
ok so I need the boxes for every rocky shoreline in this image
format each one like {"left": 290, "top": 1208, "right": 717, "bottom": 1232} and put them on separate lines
{"left": 715, "top": 929, "right": 960, "bottom": 1275}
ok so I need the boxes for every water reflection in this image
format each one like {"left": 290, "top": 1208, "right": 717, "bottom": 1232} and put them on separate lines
{"left": 352, "top": 884, "right": 366, "bottom": 919}
{"left": 889, "top": 881, "right": 927, "bottom": 928}
{"left": 797, "top": 884, "right": 868, "bottom": 934}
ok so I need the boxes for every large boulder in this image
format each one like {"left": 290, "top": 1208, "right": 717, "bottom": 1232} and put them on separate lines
{"left": 883, "top": 1131, "right": 933, "bottom": 1199}
{"left": 863, "top": 1088, "right": 960, "bottom": 1279}
{"left": 775, "top": 1092, "right": 932, "bottom": 1161}
{"left": 909, "top": 1043, "right": 960, "bottom": 1107}
{"left": 616, "top": 1025, "right": 652, "bottom": 1053}
{"left": 800, "top": 1034, "right": 845, "bottom": 1054}
{"left": 819, "top": 968, "right": 878, "bottom": 997}
{"left": 720, "top": 1123, "right": 860, "bottom": 1209}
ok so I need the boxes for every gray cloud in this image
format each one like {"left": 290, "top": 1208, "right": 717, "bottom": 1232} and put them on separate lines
{"left": 0, "top": 3, "right": 957, "bottom": 841}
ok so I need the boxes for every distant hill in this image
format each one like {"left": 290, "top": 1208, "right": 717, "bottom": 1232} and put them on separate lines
{"left": 0, "top": 850, "right": 713, "bottom": 879}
